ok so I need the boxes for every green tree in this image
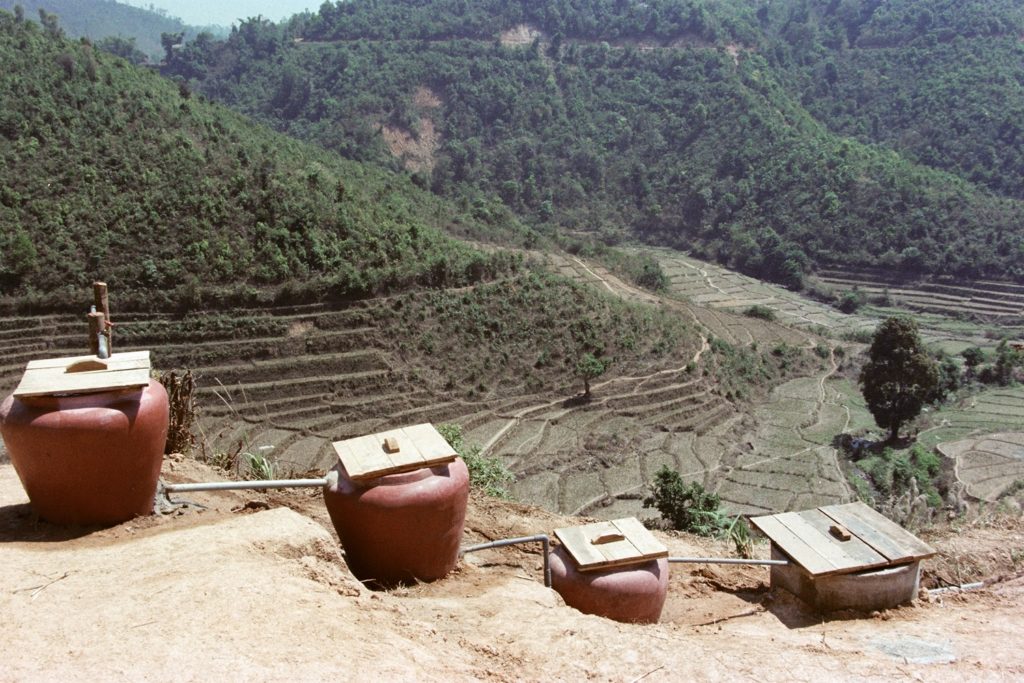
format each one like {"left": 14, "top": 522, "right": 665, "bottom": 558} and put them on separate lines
{"left": 992, "top": 340, "right": 1022, "bottom": 386}
{"left": 575, "top": 352, "right": 606, "bottom": 399}
{"left": 859, "top": 317, "right": 939, "bottom": 442}
{"left": 961, "top": 346, "right": 986, "bottom": 376}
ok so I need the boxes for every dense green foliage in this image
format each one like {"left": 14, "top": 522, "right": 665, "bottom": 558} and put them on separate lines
{"left": 160, "top": 1, "right": 1024, "bottom": 284}
{"left": 849, "top": 443, "right": 944, "bottom": 510}
{"left": 300, "top": 0, "right": 760, "bottom": 44}
{"left": 859, "top": 317, "right": 939, "bottom": 441}
{"left": 575, "top": 352, "right": 606, "bottom": 397}
{"left": 0, "top": 0, "right": 222, "bottom": 60}
{"left": 437, "top": 423, "right": 514, "bottom": 498}
{"left": 643, "top": 465, "right": 752, "bottom": 554}
{"left": 0, "top": 13, "right": 520, "bottom": 306}
{"left": 764, "top": 0, "right": 1024, "bottom": 200}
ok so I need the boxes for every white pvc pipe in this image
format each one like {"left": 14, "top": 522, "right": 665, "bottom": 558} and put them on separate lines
{"left": 668, "top": 557, "right": 789, "bottom": 566}
{"left": 163, "top": 479, "right": 327, "bottom": 493}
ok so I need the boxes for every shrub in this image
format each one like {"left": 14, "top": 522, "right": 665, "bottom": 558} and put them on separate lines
{"left": 158, "top": 370, "right": 197, "bottom": 455}
{"left": 643, "top": 466, "right": 752, "bottom": 556}
{"left": 743, "top": 304, "right": 776, "bottom": 322}
{"left": 437, "top": 423, "right": 513, "bottom": 498}
{"left": 837, "top": 289, "right": 865, "bottom": 314}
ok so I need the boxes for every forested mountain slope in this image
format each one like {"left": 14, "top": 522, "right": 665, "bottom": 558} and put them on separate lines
{"left": 0, "top": 0, "right": 222, "bottom": 60}
{"left": 161, "top": 0, "right": 1024, "bottom": 285}
{"left": 763, "top": 0, "right": 1024, "bottom": 201}
{"left": 0, "top": 12, "right": 520, "bottom": 306}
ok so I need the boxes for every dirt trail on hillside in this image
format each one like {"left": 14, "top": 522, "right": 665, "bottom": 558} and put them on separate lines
{"left": 2, "top": 460, "right": 1024, "bottom": 680}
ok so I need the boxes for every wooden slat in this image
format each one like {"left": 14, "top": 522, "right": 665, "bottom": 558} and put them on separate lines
{"left": 402, "top": 423, "right": 457, "bottom": 460}
{"left": 819, "top": 502, "right": 936, "bottom": 563}
{"left": 334, "top": 435, "right": 392, "bottom": 479}
{"left": 555, "top": 525, "right": 607, "bottom": 568}
{"left": 556, "top": 517, "right": 667, "bottom": 572}
{"left": 24, "top": 350, "right": 150, "bottom": 370}
{"left": 789, "top": 510, "right": 888, "bottom": 571}
{"left": 611, "top": 517, "right": 668, "bottom": 558}
{"left": 589, "top": 521, "right": 637, "bottom": 565}
{"left": 750, "top": 514, "right": 836, "bottom": 576}
{"left": 398, "top": 424, "right": 457, "bottom": 469}
{"left": 773, "top": 512, "right": 873, "bottom": 575}
{"left": 14, "top": 351, "right": 151, "bottom": 398}
{"left": 334, "top": 423, "right": 456, "bottom": 480}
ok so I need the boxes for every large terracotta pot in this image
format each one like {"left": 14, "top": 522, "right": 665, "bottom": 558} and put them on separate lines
{"left": 323, "top": 458, "right": 469, "bottom": 587}
{"left": 0, "top": 379, "right": 169, "bottom": 526}
{"left": 549, "top": 545, "right": 669, "bottom": 623}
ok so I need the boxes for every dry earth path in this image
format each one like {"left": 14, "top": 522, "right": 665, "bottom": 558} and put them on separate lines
{"left": 2, "top": 461, "right": 1024, "bottom": 681}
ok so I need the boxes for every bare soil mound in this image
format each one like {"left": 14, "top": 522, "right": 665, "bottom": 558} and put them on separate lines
{"left": 2, "top": 461, "right": 1023, "bottom": 680}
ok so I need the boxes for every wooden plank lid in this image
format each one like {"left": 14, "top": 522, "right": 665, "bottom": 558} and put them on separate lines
{"left": 333, "top": 422, "right": 458, "bottom": 481}
{"left": 555, "top": 517, "right": 668, "bottom": 572}
{"left": 13, "top": 351, "right": 151, "bottom": 398}
{"left": 751, "top": 502, "right": 936, "bottom": 577}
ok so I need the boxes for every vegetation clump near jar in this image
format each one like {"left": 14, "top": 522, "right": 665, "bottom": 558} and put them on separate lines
{"left": 643, "top": 466, "right": 751, "bottom": 557}
{"left": 437, "top": 424, "right": 513, "bottom": 499}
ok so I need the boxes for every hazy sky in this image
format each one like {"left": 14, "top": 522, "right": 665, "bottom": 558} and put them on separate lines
{"left": 123, "top": 1, "right": 321, "bottom": 27}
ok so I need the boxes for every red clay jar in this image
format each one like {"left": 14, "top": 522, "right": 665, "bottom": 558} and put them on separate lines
{"left": 0, "top": 379, "right": 169, "bottom": 526}
{"left": 549, "top": 545, "right": 669, "bottom": 623}
{"left": 323, "top": 458, "right": 469, "bottom": 587}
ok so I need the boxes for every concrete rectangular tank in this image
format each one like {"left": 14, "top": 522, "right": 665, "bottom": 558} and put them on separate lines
{"left": 752, "top": 502, "right": 935, "bottom": 612}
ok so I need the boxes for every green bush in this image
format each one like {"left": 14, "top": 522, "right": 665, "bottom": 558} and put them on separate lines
{"left": 743, "top": 305, "right": 776, "bottom": 322}
{"left": 437, "top": 423, "right": 513, "bottom": 499}
{"left": 854, "top": 445, "right": 943, "bottom": 509}
{"left": 643, "top": 466, "right": 752, "bottom": 556}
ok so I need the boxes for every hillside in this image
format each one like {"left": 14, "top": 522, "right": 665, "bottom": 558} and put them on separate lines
{"left": 0, "top": 0, "right": 224, "bottom": 60}
{"left": 160, "top": 0, "right": 1024, "bottom": 284}
{"left": 0, "top": 9, "right": 796, "bottom": 519}
{"left": 0, "top": 11, "right": 525, "bottom": 307}
{"left": 764, "top": 0, "right": 1024, "bottom": 201}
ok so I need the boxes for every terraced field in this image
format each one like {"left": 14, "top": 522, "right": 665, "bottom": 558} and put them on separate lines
{"left": 624, "top": 249, "right": 1021, "bottom": 355}
{"left": 937, "top": 432, "right": 1024, "bottom": 503}
{"left": 817, "top": 268, "right": 1024, "bottom": 321}
{"left": 11, "top": 250, "right": 1015, "bottom": 519}
{"left": 465, "top": 364, "right": 742, "bottom": 517}
{"left": 643, "top": 248, "right": 875, "bottom": 339}
{"left": 0, "top": 285, "right": 740, "bottom": 510}
{"left": 0, "top": 250, "right": 839, "bottom": 520}
{"left": 718, "top": 372, "right": 852, "bottom": 515}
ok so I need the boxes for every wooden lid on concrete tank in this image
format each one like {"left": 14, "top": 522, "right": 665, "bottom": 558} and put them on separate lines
{"left": 750, "top": 501, "right": 936, "bottom": 577}
{"left": 554, "top": 517, "right": 668, "bottom": 572}
{"left": 333, "top": 422, "right": 458, "bottom": 481}
{"left": 13, "top": 350, "right": 152, "bottom": 398}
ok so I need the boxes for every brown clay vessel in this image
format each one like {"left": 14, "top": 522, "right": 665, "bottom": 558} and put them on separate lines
{"left": 0, "top": 379, "right": 168, "bottom": 525}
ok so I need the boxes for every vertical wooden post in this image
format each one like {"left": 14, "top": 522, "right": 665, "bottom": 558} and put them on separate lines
{"left": 87, "top": 311, "right": 105, "bottom": 357}
{"left": 93, "top": 281, "right": 111, "bottom": 355}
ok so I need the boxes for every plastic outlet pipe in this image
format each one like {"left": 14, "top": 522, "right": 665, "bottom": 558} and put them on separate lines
{"left": 460, "top": 534, "right": 552, "bottom": 587}
{"left": 668, "top": 557, "right": 790, "bottom": 566}
{"left": 162, "top": 479, "right": 328, "bottom": 493}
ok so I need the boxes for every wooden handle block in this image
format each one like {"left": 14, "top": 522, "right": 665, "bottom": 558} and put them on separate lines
{"left": 382, "top": 437, "right": 401, "bottom": 454}
{"left": 829, "top": 524, "right": 852, "bottom": 541}
{"left": 591, "top": 533, "right": 626, "bottom": 545}
{"left": 65, "top": 359, "right": 109, "bottom": 373}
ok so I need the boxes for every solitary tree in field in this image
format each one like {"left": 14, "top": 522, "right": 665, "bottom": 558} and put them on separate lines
{"left": 576, "top": 352, "right": 606, "bottom": 399}
{"left": 859, "top": 317, "right": 939, "bottom": 442}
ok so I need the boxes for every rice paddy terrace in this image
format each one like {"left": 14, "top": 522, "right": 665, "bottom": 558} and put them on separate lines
{"left": 623, "top": 248, "right": 1023, "bottom": 355}
{"left": 2, "top": 251, "right": 1021, "bottom": 520}
{"left": 0, "top": 278, "right": 749, "bottom": 518}
{"left": 816, "top": 268, "right": 1024, "bottom": 321}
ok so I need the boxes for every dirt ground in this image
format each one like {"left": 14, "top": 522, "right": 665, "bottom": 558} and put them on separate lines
{"left": 2, "top": 457, "right": 1024, "bottom": 681}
